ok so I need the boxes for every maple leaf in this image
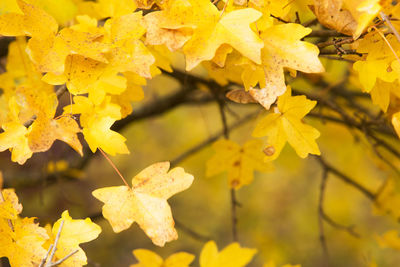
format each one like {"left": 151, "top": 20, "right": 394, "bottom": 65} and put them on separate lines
{"left": 105, "top": 12, "right": 155, "bottom": 79}
{"left": 206, "top": 139, "right": 272, "bottom": 189}
{"left": 0, "top": 122, "right": 32, "bottom": 165}
{"left": 252, "top": 87, "right": 320, "bottom": 160}
{"left": 310, "top": 0, "right": 381, "bottom": 39}
{"left": 0, "top": 0, "right": 58, "bottom": 38}
{"left": 131, "top": 249, "right": 195, "bottom": 267}
{"left": 27, "top": 116, "right": 83, "bottom": 156}
{"left": 0, "top": 217, "right": 49, "bottom": 267}
{"left": 353, "top": 32, "right": 400, "bottom": 92}
{"left": 245, "top": 23, "right": 324, "bottom": 109}
{"left": 93, "top": 0, "right": 137, "bottom": 19}
{"left": 0, "top": 189, "right": 22, "bottom": 220}
{"left": 263, "top": 261, "right": 301, "bottom": 267}
{"left": 43, "top": 210, "right": 101, "bottom": 267}
{"left": 373, "top": 177, "right": 400, "bottom": 219}
{"left": 65, "top": 96, "right": 129, "bottom": 155}
{"left": 92, "top": 162, "right": 194, "bottom": 246}
{"left": 369, "top": 79, "right": 400, "bottom": 112}
{"left": 146, "top": 0, "right": 264, "bottom": 70}
{"left": 199, "top": 241, "right": 257, "bottom": 267}
{"left": 376, "top": 230, "right": 400, "bottom": 250}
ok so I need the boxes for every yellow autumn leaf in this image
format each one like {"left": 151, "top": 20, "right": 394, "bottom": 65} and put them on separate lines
{"left": 199, "top": 241, "right": 257, "bottom": 267}
{"left": 28, "top": 0, "right": 78, "bottom": 25}
{"left": 43, "top": 210, "right": 101, "bottom": 267}
{"left": 144, "top": 11, "right": 192, "bottom": 51}
{"left": 245, "top": 23, "right": 324, "bottom": 109}
{"left": 369, "top": 79, "right": 400, "bottom": 112}
{"left": 65, "top": 96, "right": 129, "bottom": 155}
{"left": 392, "top": 112, "right": 400, "bottom": 139}
{"left": 0, "top": 188, "right": 23, "bottom": 220}
{"left": 0, "top": 217, "right": 49, "bottom": 267}
{"left": 263, "top": 260, "right": 301, "bottom": 267}
{"left": 252, "top": 87, "right": 320, "bottom": 160}
{"left": 377, "top": 230, "right": 400, "bottom": 250}
{"left": 0, "top": 121, "right": 32, "bottom": 165}
{"left": 94, "top": 0, "right": 137, "bottom": 19}
{"left": 206, "top": 139, "right": 272, "bottom": 189}
{"left": 131, "top": 249, "right": 195, "bottom": 267}
{"left": 0, "top": 0, "right": 58, "bottom": 38}
{"left": 353, "top": 31, "right": 400, "bottom": 92}
{"left": 149, "top": 0, "right": 263, "bottom": 70}
{"left": 92, "top": 162, "right": 194, "bottom": 246}
{"left": 311, "top": 0, "right": 381, "bottom": 39}
{"left": 346, "top": 0, "right": 381, "bottom": 38}
{"left": 373, "top": 177, "right": 400, "bottom": 219}
{"left": 27, "top": 116, "right": 83, "bottom": 156}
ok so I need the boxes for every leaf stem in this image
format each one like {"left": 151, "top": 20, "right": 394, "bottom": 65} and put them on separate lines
{"left": 98, "top": 148, "right": 130, "bottom": 188}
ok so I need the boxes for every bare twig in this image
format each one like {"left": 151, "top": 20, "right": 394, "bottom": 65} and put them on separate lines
{"left": 380, "top": 12, "right": 400, "bottom": 43}
{"left": 171, "top": 111, "right": 259, "bottom": 166}
{"left": 318, "top": 167, "right": 330, "bottom": 266}
{"left": 322, "top": 212, "right": 360, "bottom": 238}
{"left": 315, "top": 156, "right": 376, "bottom": 200}
{"left": 40, "top": 220, "right": 76, "bottom": 267}
{"left": 50, "top": 250, "right": 79, "bottom": 266}
{"left": 47, "top": 220, "right": 64, "bottom": 266}
{"left": 175, "top": 219, "right": 211, "bottom": 242}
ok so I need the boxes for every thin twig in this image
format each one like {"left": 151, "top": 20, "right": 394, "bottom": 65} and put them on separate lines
{"left": 318, "top": 167, "right": 330, "bottom": 266}
{"left": 40, "top": 220, "right": 65, "bottom": 267}
{"left": 380, "top": 12, "right": 400, "bottom": 43}
{"left": 322, "top": 212, "right": 360, "bottom": 238}
{"left": 39, "top": 245, "right": 53, "bottom": 267}
{"left": 170, "top": 111, "right": 260, "bottom": 166}
{"left": 50, "top": 250, "right": 79, "bottom": 266}
{"left": 175, "top": 219, "right": 211, "bottom": 242}
{"left": 315, "top": 156, "right": 376, "bottom": 200}
{"left": 214, "top": 85, "right": 240, "bottom": 242}
{"left": 230, "top": 188, "right": 238, "bottom": 242}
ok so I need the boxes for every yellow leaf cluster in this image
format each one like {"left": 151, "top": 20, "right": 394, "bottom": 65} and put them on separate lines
{"left": 0, "top": 187, "right": 101, "bottom": 267}
{"left": 131, "top": 241, "right": 257, "bottom": 267}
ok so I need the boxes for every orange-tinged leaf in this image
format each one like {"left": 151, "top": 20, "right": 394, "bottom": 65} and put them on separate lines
{"left": 92, "top": 162, "right": 194, "bottom": 246}
{"left": 310, "top": 0, "right": 357, "bottom": 36}
{"left": 226, "top": 89, "right": 257, "bottom": 104}
{"left": 27, "top": 116, "right": 83, "bottom": 155}
{"left": 44, "top": 210, "right": 101, "bottom": 267}
{"left": 144, "top": 11, "right": 192, "bottom": 51}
